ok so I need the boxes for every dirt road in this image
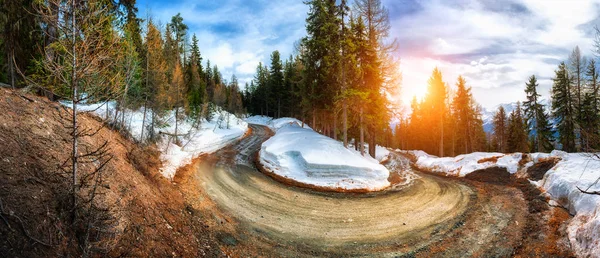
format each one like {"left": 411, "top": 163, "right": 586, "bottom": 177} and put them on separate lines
{"left": 188, "top": 124, "right": 567, "bottom": 256}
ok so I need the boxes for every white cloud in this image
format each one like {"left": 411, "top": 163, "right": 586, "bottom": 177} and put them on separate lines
{"left": 392, "top": 0, "right": 600, "bottom": 108}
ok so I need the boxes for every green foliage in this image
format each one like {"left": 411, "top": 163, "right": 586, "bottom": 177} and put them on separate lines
{"left": 523, "top": 75, "right": 554, "bottom": 152}
{"left": 492, "top": 106, "right": 508, "bottom": 152}
{"left": 552, "top": 62, "right": 576, "bottom": 152}
{"left": 507, "top": 102, "right": 529, "bottom": 153}
{"left": 451, "top": 76, "right": 485, "bottom": 154}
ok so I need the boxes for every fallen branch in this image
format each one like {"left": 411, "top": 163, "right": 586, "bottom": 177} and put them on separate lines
{"left": 576, "top": 186, "right": 600, "bottom": 195}
{"left": 0, "top": 198, "right": 53, "bottom": 247}
{"left": 158, "top": 131, "right": 186, "bottom": 137}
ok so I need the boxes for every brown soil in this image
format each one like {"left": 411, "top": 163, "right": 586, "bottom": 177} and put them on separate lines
{"left": 477, "top": 155, "right": 503, "bottom": 163}
{"left": 526, "top": 157, "right": 561, "bottom": 181}
{"left": 414, "top": 164, "right": 574, "bottom": 257}
{"left": 464, "top": 166, "right": 513, "bottom": 185}
{"left": 0, "top": 89, "right": 224, "bottom": 257}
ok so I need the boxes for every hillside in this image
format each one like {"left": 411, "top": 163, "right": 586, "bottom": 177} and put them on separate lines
{"left": 0, "top": 88, "right": 225, "bottom": 257}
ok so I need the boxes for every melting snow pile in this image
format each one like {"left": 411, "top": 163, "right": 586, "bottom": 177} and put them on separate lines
{"left": 258, "top": 118, "right": 390, "bottom": 191}
{"left": 540, "top": 151, "right": 600, "bottom": 257}
{"left": 413, "top": 151, "right": 523, "bottom": 176}
{"left": 410, "top": 149, "right": 600, "bottom": 257}
{"left": 65, "top": 101, "right": 248, "bottom": 179}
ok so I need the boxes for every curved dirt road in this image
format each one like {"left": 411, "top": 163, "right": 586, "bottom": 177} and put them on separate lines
{"left": 194, "top": 125, "right": 482, "bottom": 256}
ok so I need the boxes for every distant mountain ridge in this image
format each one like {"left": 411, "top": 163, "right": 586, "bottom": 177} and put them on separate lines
{"left": 481, "top": 99, "right": 552, "bottom": 134}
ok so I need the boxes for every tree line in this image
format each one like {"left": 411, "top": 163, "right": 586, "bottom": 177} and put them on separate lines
{"left": 393, "top": 69, "right": 487, "bottom": 157}
{"left": 491, "top": 41, "right": 600, "bottom": 154}
{"left": 0, "top": 0, "right": 245, "bottom": 139}
{"left": 243, "top": 0, "right": 401, "bottom": 158}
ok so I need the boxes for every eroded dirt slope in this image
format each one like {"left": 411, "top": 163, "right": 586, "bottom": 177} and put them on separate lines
{"left": 0, "top": 89, "right": 224, "bottom": 257}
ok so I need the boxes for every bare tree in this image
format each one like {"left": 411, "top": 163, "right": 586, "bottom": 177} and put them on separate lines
{"left": 33, "top": 0, "right": 122, "bottom": 255}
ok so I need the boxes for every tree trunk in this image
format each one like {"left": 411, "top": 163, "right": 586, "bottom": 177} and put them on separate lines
{"left": 333, "top": 111, "right": 337, "bottom": 140}
{"left": 343, "top": 101, "right": 348, "bottom": 147}
{"left": 312, "top": 108, "right": 316, "bottom": 130}
{"left": 8, "top": 51, "right": 15, "bottom": 88}
{"left": 368, "top": 129, "right": 376, "bottom": 158}
{"left": 141, "top": 97, "right": 147, "bottom": 142}
{"left": 150, "top": 109, "right": 155, "bottom": 140}
{"left": 359, "top": 107, "right": 364, "bottom": 156}
{"left": 70, "top": 0, "right": 78, "bottom": 215}
{"left": 440, "top": 115, "right": 444, "bottom": 157}
{"left": 175, "top": 107, "right": 179, "bottom": 141}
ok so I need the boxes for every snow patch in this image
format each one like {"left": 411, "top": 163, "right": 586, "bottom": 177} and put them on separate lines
{"left": 414, "top": 152, "right": 519, "bottom": 177}
{"left": 63, "top": 101, "right": 248, "bottom": 179}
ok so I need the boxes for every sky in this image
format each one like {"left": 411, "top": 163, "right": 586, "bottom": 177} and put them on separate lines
{"left": 137, "top": 0, "right": 600, "bottom": 110}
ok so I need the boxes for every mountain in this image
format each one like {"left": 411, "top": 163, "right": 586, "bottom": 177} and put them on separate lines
{"left": 481, "top": 99, "right": 551, "bottom": 134}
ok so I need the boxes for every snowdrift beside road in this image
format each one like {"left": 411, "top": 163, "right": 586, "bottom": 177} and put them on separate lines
{"left": 409, "top": 150, "right": 600, "bottom": 258}
{"left": 65, "top": 101, "right": 248, "bottom": 179}
{"left": 257, "top": 118, "right": 390, "bottom": 191}
{"left": 413, "top": 151, "right": 523, "bottom": 176}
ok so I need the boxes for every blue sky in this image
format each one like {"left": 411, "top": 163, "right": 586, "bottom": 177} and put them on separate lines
{"left": 137, "top": 0, "right": 600, "bottom": 109}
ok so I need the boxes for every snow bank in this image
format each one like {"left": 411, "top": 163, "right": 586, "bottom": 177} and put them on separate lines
{"left": 412, "top": 149, "right": 600, "bottom": 257}
{"left": 245, "top": 115, "right": 272, "bottom": 126}
{"left": 414, "top": 152, "right": 522, "bottom": 177}
{"left": 540, "top": 151, "right": 600, "bottom": 257}
{"left": 246, "top": 115, "right": 311, "bottom": 130}
{"left": 64, "top": 101, "right": 248, "bottom": 179}
{"left": 259, "top": 119, "right": 390, "bottom": 191}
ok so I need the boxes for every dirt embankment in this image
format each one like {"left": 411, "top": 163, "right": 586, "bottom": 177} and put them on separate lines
{"left": 0, "top": 89, "right": 225, "bottom": 257}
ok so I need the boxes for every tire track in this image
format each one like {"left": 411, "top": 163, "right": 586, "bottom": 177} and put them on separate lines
{"left": 195, "top": 124, "right": 476, "bottom": 255}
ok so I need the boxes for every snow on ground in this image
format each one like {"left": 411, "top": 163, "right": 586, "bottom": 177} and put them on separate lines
{"left": 245, "top": 115, "right": 272, "bottom": 126}
{"left": 540, "top": 151, "right": 600, "bottom": 257}
{"left": 246, "top": 115, "right": 311, "bottom": 130}
{"left": 258, "top": 118, "right": 390, "bottom": 191}
{"left": 64, "top": 101, "right": 248, "bottom": 179}
{"left": 413, "top": 151, "right": 522, "bottom": 177}
{"left": 157, "top": 109, "right": 247, "bottom": 179}
{"left": 410, "top": 149, "right": 600, "bottom": 257}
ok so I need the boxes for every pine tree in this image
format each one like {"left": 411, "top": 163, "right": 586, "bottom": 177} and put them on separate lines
{"left": 186, "top": 34, "right": 206, "bottom": 119}
{"left": 568, "top": 46, "right": 586, "bottom": 141}
{"left": 422, "top": 68, "right": 447, "bottom": 156}
{"left": 169, "top": 13, "right": 188, "bottom": 63}
{"left": 507, "top": 102, "right": 529, "bottom": 153}
{"left": 552, "top": 62, "right": 576, "bottom": 152}
{"left": 144, "top": 19, "right": 168, "bottom": 139}
{"left": 354, "top": 0, "right": 396, "bottom": 158}
{"left": 451, "top": 76, "right": 474, "bottom": 154}
{"left": 582, "top": 59, "right": 600, "bottom": 150}
{"left": 1, "top": 0, "right": 42, "bottom": 88}
{"left": 302, "top": 0, "right": 341, "bottom": 128}
{"left": 269, "top": 50, "right": 284, "bottom": 118}
{"left": 492, "top": 106, "right": 508, "bottom": 152}
{"left": 523, "top": 75, "right": 554, "bottom": 152}
{"left": 408, "top": 96, "right": 423, "bottom": 151}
